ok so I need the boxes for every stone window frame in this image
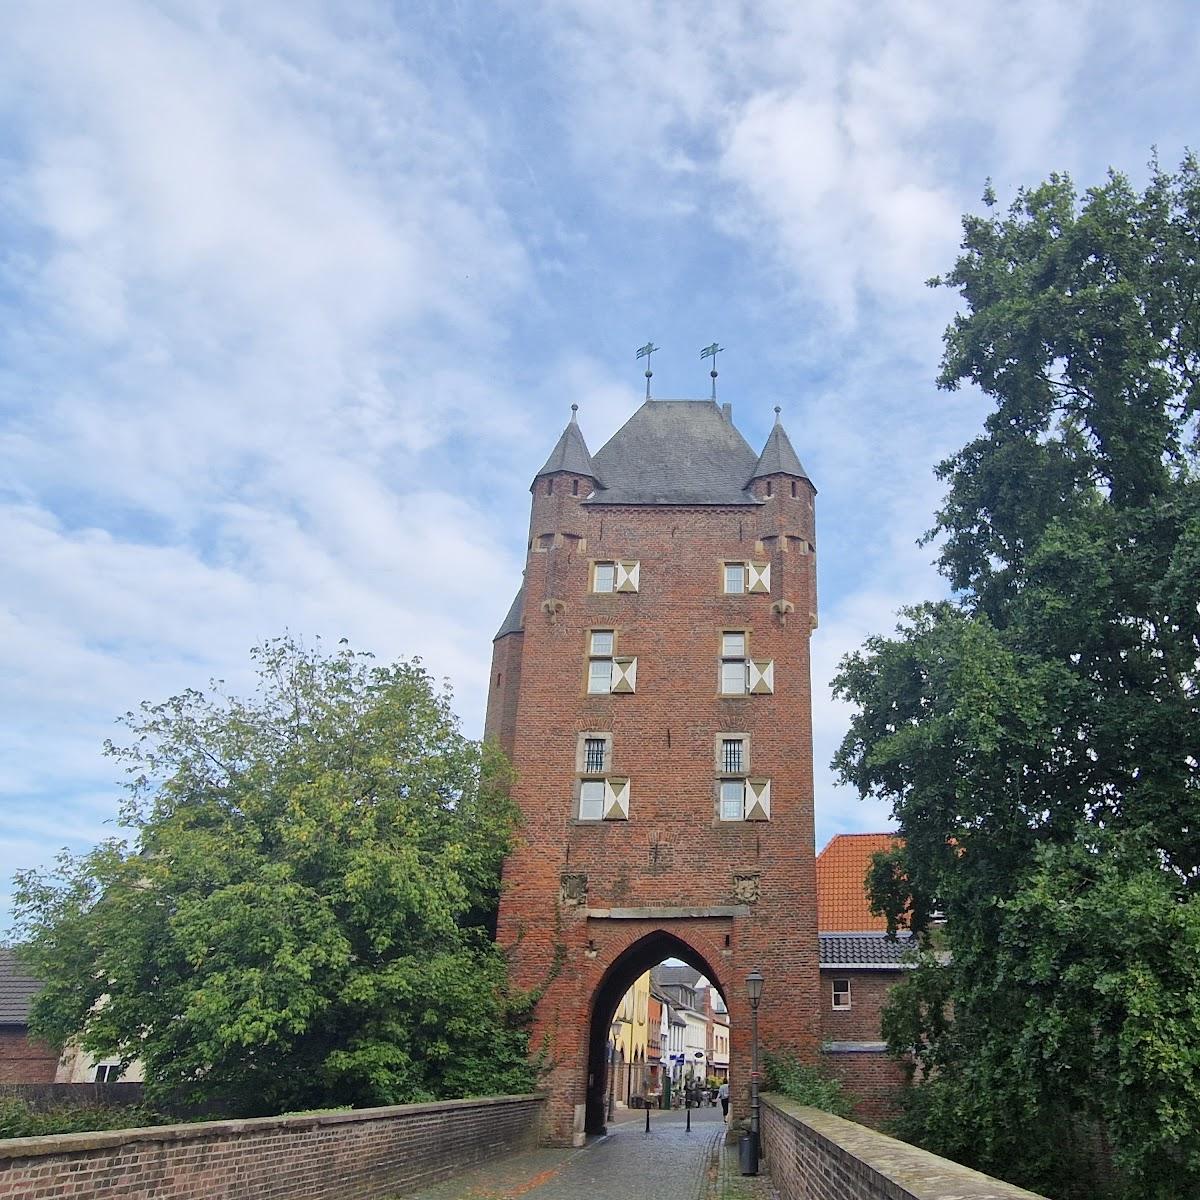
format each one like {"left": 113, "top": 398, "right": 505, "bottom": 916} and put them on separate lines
{"left": 717, "top": 631, "right": 774, "bottom": 696}
{"left": 591, "top": 559, "right": 641, "bottom": 594}
{"left": 585, "top": 627, "right": 636, "bottom": 695}
{"left": 721, "top": 560, "right": 771, "bottom": 594}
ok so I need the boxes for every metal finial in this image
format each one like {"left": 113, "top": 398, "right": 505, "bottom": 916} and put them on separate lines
{"left": 773, "top": 405, "right": 781, "bottom": 424}
{"left": 571, "top": 403, "right": 579, "bottom": 423}
{"left": 636, "top": 342, "right": 659, "bottom": 399}
{"left": 701, "top": 344, "right": 724, "bottom": 400}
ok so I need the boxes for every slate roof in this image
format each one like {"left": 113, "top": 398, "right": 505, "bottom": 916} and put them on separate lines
{"left": 533, "top": 411, "right": 601, "bottom": 483}
{"left": 0, "top": 948, "right": 41, "bottom": 1025}
{"left": 494, "top": 583, "right": 525, "bottom": 640}
{"left": 819, "top": 931, "right": 916, "bottom": 969}
{"left": 748, "top": 419, "right": 810, "bottom": 484}
{"left": 816, "top": 833, "right": 903, "bottom": 932}
{"left": 585, "top": 400, "right": 763, "bottom": 506}
{"left": 651, "top": 964, "right": 703, "bottom": 989}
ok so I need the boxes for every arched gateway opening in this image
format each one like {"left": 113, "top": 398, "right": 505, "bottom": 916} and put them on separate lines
{"left": 584, "top": 930, "right": 726, "bottom": 1136}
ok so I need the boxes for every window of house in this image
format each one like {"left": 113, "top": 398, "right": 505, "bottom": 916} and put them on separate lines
{"left": 575, "top": 733, "right": 627, "bottom": 820}
{"left": 594, "top": 560, "right": 640, "bottom": 593}
{"left": 585, "top": 737, "right": 607, "bottom": 772}
{"left": 719, "top": 631, "right": 773, "bottom": 695}
{"left": 723, "top": 561, "right": 771, "bottom": 593}
{"left": 832, "top": 979, "right": 852, "bottom": 1010}
{"left": 719, "top": 777, "right": 771, "bottom": 822}
{"left": 579, "top": 779, "right": 605, "bottom": 820}
{"left": 94, "top": 1063, "right": 121, "bottom": 1083}
{"left": 720, "top": 632, "right": 747, "bottom": 694}
{"left": 588, "top": 630, "right": 614, "bottom": 693}
{"left": 721, "top": 737, "right": 744, "bottom": 773}
{"left": 720, "top": 779, "right": 746, "bottom": 821}
{"left": 587, "top": 630, "right": 637, "bottom": 694}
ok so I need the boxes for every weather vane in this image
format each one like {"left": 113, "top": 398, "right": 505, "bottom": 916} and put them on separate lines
{"left": 701, "top": 343, "right": 724, "bottom": 400}
{"left": 636, "top": 342, "right": 659, "bottom": 399}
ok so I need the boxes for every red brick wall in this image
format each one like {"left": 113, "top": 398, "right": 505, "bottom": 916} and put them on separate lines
{"left": 489, "top": 469, "right": 821, "bottom": 1142}
{"left": 818, "top": 969, "right": 901, "bottom": 1043}
{"left": 761, "top": 1094, "right": 1048, "bottom": 1200}
{"left": 0, "top": 1094, "right": 544, "bottom": 1200}
{"left": 0, "top": 1029, "right": 58, "bottom": 1084}
{"left": 821, "top": 1050, "right": 908, "bottom": 1127}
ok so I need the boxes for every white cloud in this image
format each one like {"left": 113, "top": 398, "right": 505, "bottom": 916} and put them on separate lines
{"left": 3, "top": 0, "right": 1197, "bottom": 922}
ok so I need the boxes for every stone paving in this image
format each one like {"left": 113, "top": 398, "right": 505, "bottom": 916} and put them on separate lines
{"left": 399, "top": 1105, "right": 777, "bottom": 1200}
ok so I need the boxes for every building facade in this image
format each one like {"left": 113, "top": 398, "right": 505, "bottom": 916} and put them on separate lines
{"left": 485, "top": 397, "right": 822, "bottom": 1143}
{"left": 815, "top": 833, "right": 914, "bottom": 1125}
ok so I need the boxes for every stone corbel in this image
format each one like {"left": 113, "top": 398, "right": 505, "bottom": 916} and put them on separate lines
{"left": 542, "top": 598, "right": 566, "bottom": 624}
{"left": 771, "top": 598, "right": 795, "bottom": 627}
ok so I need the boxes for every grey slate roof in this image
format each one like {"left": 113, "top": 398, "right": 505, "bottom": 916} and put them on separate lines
{"left": 0, "top": 948, "right": 41, "bottom": 1025}
{"left": 533, "top": 412, "right": 601, "bottom": 483}
{"left": 585, "top": 400, "right": 763, "bottom": 506}
{"left": 819, "top": 931, "right": 917, "bottom": 969}
{"left": 651, "top": 963, "right": 703, "bottom": 989}
{"left": 748, "top": 419, "right": 810, "bottom": 484}
{"left": 494, "top": 583, "right": 525, "bottom": 641}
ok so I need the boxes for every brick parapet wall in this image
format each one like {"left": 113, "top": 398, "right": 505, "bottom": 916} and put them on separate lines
{"left": 761, "top": 1094, "right": 1047, "bottom": 1200}
{"left": 0, "top": 1093, "right": 545, "bottom": 1199}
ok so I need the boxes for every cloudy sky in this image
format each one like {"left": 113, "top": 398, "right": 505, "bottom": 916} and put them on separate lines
{"left": 2, "top": 0, "right": 1196, "bottom": 926}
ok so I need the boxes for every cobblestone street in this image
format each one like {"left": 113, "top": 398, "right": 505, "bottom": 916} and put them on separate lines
{"left": 399, "top": 1106, "right": 776, "bottom": 1200}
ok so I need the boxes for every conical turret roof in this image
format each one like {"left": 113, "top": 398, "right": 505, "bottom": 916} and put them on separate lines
{"left": 748, "top": 414, "right": 810, "bottom": 484}
{"left": 533, "top": 408, "right": 601, "bottom": 484}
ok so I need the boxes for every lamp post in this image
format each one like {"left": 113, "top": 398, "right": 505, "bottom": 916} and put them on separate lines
{"left": 746, "top": 968, "right": 764, "bottom": 1174}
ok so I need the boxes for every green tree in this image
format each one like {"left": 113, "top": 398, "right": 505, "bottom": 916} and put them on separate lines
{"left": 12, "top": 637, "right": 535, "bottom": 1116}
{"left": 832, "top": 158, "right": 1200, "bottom": 1199}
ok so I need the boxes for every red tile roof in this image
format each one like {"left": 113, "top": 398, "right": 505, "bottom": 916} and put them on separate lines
{"left": 816, "top": 833, "right": 903, "bottom": 932}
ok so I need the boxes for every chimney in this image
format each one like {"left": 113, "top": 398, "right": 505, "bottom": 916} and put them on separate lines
{"left": 721, "top": 402, "right": 732, "bottom": 423}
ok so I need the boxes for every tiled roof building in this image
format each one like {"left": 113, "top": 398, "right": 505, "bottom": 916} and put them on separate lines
{"left": 815, "top": 832, "right": 902, "bottom": 932}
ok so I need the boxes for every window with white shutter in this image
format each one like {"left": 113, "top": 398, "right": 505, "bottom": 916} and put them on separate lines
{"left": 723, "top": 561, "right": 771, "bottom": 594}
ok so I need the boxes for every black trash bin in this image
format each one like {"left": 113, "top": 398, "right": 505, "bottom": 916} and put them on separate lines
{"left": 739, "top": 1132, "right": 759, "bottom": 1176}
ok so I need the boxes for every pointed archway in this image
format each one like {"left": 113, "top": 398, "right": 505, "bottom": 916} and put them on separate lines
{"left": 584, "top": 929, "right": 726, "bottom": 1135}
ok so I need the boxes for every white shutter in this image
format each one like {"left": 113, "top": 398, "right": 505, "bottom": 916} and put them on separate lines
{"left": 604, "top": 777, "right": 630, "bottom": 820}
{"left": 747, "top": 562, "right": 771, "bottom": 593}
{"left": 748, "top": 659, "right": 775, "bottom": 694}
{"left": 745, "top": 778, "right": 771, "bottom": 821}
{"left": 616, "top": 560, "right": 641, "bottom": 592}
{"left": 611, "top": 656, "right": 637, "bottom": 693}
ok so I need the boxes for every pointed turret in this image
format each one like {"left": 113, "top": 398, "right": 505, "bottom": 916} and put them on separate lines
{"left": 532, "top": 404, "right": 602, "bottom": 488}
{"left": 748, "top": 408, "right": 811, "bottom": 486}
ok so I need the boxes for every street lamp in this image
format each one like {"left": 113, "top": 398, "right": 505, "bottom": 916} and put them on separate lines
{"left": 746, "top": 968, "right": 764, "bottom": 1175}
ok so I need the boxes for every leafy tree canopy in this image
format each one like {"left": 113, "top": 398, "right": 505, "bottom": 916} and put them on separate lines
{"left": 833, "top": 157, "right": 1200, "bottom": 1199}
{"left": 12, "top": 637, "right": 535, "bottom": 1116}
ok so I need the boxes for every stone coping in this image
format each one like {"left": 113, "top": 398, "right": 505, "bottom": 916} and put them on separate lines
{"left": 761, "top": 1093, "right": 1047, "bottom": 1199}
{"left": 0, "top": 1092, "right": 546, "bottom": 1161}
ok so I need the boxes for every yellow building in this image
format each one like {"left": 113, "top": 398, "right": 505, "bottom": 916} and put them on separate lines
{"left": 611, "top": 969, "right": 652, "bottom": 1103}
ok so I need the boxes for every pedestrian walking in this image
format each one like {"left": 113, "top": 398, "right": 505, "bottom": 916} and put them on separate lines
{"left": 719, "top": 1080, "right": 729, "bottom": 1119}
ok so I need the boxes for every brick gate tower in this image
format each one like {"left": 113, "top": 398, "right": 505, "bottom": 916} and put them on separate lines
{"left": 485, "top": 397, "right": 821, "bottom": 1145}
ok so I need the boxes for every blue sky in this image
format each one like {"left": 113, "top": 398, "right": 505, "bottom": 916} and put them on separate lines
{"left": 2, "top": 0, "right": 1198, "bottom": 928}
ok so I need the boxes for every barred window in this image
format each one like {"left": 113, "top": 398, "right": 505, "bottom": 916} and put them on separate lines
{"left": 585, "top": 738, "right": 607, "bottom": 773}
{"left": 722, "top": 738, "right": 744, "bottom": 773}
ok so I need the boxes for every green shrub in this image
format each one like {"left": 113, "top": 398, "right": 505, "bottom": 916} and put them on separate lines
{"left": 0, "top": 1097, "right": 160, "bottom": 1139}
{"left": 763, "top": 1051, "right": 854, "bottom": 1117}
